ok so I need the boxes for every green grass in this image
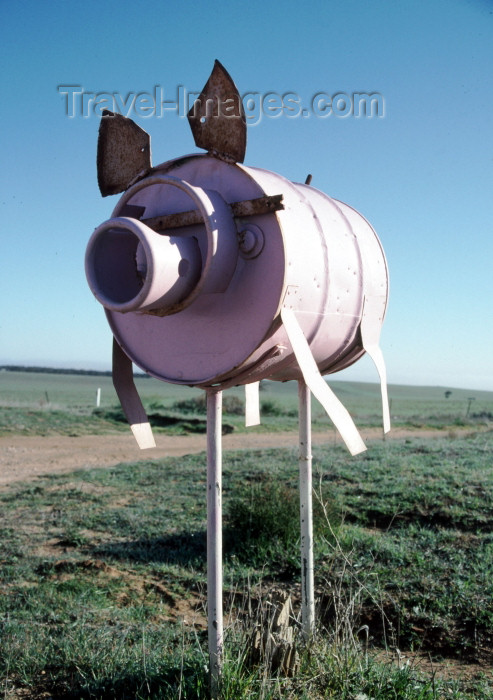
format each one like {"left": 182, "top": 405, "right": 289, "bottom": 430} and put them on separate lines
{"left": 1, "top": 371, "right": 492, "bottom": 437}
{"left": 1, "top": 431, "right": 492, "bottom": 697}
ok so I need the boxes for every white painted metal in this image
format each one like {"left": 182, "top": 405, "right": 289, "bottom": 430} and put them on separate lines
{"left": 298, "top": 380, "right": 315, "bottom": 639}
{"left": 206, "top": 389, "right": 223, "bottom": 696}
{"left": 244, "top": 381, "right": 260, "bottom": 427}
{"left": 86, "top": 216, "right": 201, "bottom": 313}
{"left": 86, "top": 154, "right": 389, "bottom": 448}
{"left": 96, "top": 387, "right": 101, "bottom": 408}
{"left": 92, "top": 155, "right": 388, "bottom": 388}
{"left": 281, "top": 307, "right": 366, "bottom": 456}
{"left": 112, "top": 338, "right": 155, "bottom": 449}
{"left": 103, "top": 160, "right": 283, "bottom": 386}
{"left": 334, "top": 200, "right": 390, "bottom": 432}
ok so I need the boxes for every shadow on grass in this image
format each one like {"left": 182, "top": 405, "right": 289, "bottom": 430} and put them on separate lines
{"left": 93, "top": 407, "right": 234, "bottom": 434}
{"left": 47, "top": 661, "right": 207, "bottom": 699}
{"left": 90, "top": 530, "right": 207, "bottom": 567}
{"left": 343, "top": 506, "right": 493, "bottom": 532}
{"left": 147, "top": 414, "right": 234, "bottom": 435}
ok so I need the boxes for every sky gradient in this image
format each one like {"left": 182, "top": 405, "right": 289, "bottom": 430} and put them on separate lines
{"left": 1, "top": 0, "right": 492, "bottom": 390}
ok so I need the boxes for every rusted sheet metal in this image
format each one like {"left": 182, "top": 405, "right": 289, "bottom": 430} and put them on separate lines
{"left": 141, "top": 194, "right": 284, "bottom": 233}
{"left": 143, "top": 208, "right": 203, "bottom": 231}
{"left": 231, "top": 193, "right": 284, "bottom": 218}
{"left": 97, "top": 110, "right": 151, "bottom": 196}
{"left": 187, "top": 60, "right": 246, "bottom": 163}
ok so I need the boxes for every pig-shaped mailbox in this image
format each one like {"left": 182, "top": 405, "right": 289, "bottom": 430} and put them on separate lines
{"left": 85, "top": 61, "right": 390, "bottom": 684}
{"left": 85, "top": 60, "right": 390, "bottom": 455}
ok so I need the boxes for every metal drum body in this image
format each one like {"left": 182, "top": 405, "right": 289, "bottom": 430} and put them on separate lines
{"left": 85, "top": 62, "right": 390, "bottom": 684}
{"left": 86, "top": 154, "right": 388, "bottom": 388}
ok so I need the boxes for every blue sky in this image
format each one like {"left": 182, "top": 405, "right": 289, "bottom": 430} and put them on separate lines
{"left": 1, "top": 0, "right": 492, "bottom": 390}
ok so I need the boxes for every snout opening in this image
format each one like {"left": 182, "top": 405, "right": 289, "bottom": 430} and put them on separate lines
{"left": 85, "top": 216, "right": 202, "bottom": 313}
{"left": 89, "top": 227, "right": 143, "bottom": 305}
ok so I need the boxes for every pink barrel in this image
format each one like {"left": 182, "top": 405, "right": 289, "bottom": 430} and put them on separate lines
{"left": 85, "top": 154, "right": 388, "bottom": 388}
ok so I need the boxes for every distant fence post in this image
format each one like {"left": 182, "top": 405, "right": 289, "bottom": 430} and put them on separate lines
{"left": 96, "top": 388, "right": 101, "bottom": 408}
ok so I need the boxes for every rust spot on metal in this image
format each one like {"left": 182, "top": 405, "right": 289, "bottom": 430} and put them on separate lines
{"left": 97, "top": 110, "right": 151, "bottom": 196}
{"left": 187, "top": 60, "right": 246, "bottom": 163}
{"left": 143, "top": 208, "right": 203, "bottom": 231}
{"left": 140, "top": 194, "right": 284, "bottom": 233}
{"left": 231, "top": 194, "right": 283, "bottom": 218}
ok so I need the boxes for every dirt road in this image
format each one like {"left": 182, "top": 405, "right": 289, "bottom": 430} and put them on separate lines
{"left": 0, "top": 426, "right": 468, "bottom": 487}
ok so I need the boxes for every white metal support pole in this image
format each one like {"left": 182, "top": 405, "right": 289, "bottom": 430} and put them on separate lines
{"left": 298, "top": 380, "right": 315, "bottom": 639}
{"left": 206, "top": 389, "right": 223, "bottom": 697}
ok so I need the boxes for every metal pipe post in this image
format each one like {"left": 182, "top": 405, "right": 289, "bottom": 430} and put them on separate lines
{"left": 298, "top": 380, "right": 315, "bottom": 639}
{"left": 206, "top": 389, "right": 223, "bottom": 696}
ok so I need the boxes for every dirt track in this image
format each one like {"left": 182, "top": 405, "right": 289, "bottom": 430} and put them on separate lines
{"left": 0, "top": 427, "right": 469, "bottom": 487}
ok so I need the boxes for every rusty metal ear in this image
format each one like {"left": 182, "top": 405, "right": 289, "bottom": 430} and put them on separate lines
{"left": 97, "top": 110, "right": 152, "bottom": 196}
{"left": 188, "top": 59, "right": 247, "bottom": 163}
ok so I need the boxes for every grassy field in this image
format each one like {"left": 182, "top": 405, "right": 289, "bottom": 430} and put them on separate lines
{"left": 0, "top": 371, "right": 492, "bottom": 698}
{"left": 1, "top": 370, "right": 492, "bottom": 437}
